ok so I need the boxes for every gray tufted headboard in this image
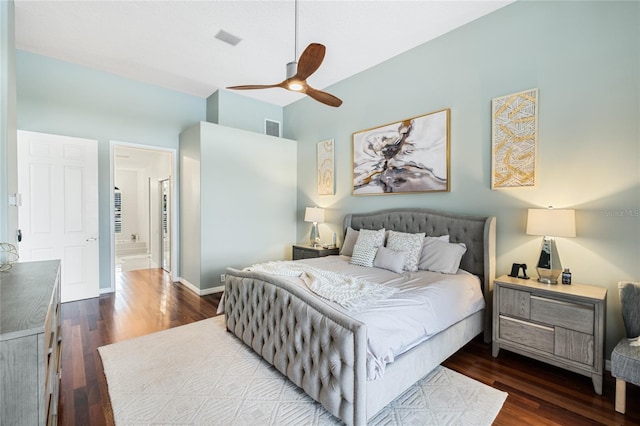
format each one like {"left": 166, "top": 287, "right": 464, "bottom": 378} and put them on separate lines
{"left": 344, "top": 208, "right": 496, "bottom": 339}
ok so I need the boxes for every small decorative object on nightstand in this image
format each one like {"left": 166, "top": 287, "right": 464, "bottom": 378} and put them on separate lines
{"left": 492, "top": 275, "right": 607, "bottom": 395}
{"left": 292, "top": 244, "right": 339, "bottom": 260}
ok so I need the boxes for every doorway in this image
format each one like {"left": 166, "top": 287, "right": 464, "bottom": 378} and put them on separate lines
{"left": 111, "top": 143, "right": 174, "bottom": 284}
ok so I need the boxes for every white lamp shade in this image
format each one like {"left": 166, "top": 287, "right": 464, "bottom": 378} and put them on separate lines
{"left": 526, "top": 208, "right": 576, "bottom": 237}
{"left": 304, "top": 207, "right": 325, "bottom": 223}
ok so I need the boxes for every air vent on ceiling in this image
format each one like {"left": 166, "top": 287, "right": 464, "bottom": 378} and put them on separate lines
{"left": 265, "top": 119, "right": 281, "bottom": 137}
{"left": 215, "top": 29, "right": 242, "bottom": 46}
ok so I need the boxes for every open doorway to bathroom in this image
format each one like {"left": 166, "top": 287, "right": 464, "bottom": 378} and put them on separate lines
{"left": 113, "top": 144, "right": 174, "bottom": 278}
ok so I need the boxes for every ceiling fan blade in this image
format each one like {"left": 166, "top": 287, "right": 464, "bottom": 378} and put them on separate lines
{"left": 305, "top": 86, "right": 343, "bottom": 107}
{"left": 295, "top": 43, "right": 325, "bottom": 80}
{"left": 226, "top": 83, "right": 283, "bottom": 90}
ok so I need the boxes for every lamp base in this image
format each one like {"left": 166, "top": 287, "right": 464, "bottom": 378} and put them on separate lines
{"left": 536, "top": 274, "right": 559, "bottom": 285}
{"left": 309, "top": 222, "right": 320, "bottom": 247}
{"left": 536, "top": 237, "right": 562, "bottom": 285}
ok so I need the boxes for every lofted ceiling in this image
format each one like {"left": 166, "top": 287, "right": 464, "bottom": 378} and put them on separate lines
{"left": 14, "top": 0, "right": 513, "bottom": 107}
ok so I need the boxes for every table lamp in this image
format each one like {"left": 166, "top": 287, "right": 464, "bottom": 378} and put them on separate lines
{"left": 304, "top": 207, "right": 325, "bottom": 247}
{"left": 526, "top": 207, "right": 576, "bottom": 284}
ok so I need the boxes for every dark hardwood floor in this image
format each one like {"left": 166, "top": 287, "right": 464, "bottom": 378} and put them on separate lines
{"left": 58, "top": 268, "right": 639, "bottom": 425}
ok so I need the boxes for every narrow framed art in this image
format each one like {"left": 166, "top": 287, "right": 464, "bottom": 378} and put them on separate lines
{"left": 491, "top": 88, "right": 538, "bottom": 189}
{"left": 352, "top": 108, "right": 450, "bottom": 195}
{"left": 317, "top": 138, "right": 335, "bottom": 196}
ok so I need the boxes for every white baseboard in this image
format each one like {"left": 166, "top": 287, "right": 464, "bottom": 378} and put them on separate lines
{"left": 178, "top": 277, "right": 224, "bottom": 296}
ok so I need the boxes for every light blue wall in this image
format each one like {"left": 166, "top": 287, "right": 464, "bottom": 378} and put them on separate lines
{"left": 179, "top": 121, "right": 297, "bottom": 291}
{"left": 208, "top": 89, "right": 283, "bottom": 135}
{"left": 284, "top": 0, "right": 640, "bottom": 355}
{"left": 1, "top": 1, "right": 17, "bottom": 244}
{"left": 16, "top": 50, "right": 206, "bottom": 289}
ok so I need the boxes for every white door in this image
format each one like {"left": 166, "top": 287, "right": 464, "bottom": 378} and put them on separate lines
{"left": 17, "top": 130, "right": 99, "bottom": 302}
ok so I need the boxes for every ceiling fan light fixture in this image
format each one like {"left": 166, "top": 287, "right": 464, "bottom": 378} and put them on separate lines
{"left": 288, "top": 81, "right": 304, "bottom": 91}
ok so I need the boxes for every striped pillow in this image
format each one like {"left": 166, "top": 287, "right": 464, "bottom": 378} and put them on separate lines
{"left": 350, "top": 228, "right": 385, "bottom": 267}
{"left": 350, "top": 243, "right": 379, "bottom": 267}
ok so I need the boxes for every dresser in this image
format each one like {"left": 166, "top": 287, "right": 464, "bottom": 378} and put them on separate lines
{"left": 1, "top": 260, "right": 62, "bottom": 425}
{"left": 492, "top": 275, "right": 606, "bottom": 394}
{"left": 292, "top": 244, "right": 339, "bottom": 260}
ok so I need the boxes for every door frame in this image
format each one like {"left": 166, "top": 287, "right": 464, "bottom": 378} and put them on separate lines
{"left": 108, "top": 140, "right": 177, "bottom": 292}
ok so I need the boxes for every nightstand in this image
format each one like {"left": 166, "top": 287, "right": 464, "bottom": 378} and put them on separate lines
{"left": 292, "top": 245, "right": 339, "bottom": 260}
{"left": 492, "top": 275, "right": 607, "bottom": 394}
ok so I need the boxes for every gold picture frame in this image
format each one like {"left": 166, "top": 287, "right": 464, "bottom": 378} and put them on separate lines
{"left": 352, "top": 109, "right": 450, "bottom": 195}
{"left": 491, "top": 88, "right": 538, "bottom": 189}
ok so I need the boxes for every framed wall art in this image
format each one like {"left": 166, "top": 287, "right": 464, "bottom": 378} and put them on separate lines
{"left": 491, "top": 88, "right": 538, "bottom": 189}
{"left": 352, "top": 108, "right": 450, "bottom": 195}
{"left": 317, "top": 138, "right": 335, "bottom": 196}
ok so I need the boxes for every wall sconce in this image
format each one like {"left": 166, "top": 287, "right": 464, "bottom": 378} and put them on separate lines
{"left": 304, "top": 207, "right": 325, "bottom": 247}
{"left": 526, "top": 207, "right": 576, "bottom": 284}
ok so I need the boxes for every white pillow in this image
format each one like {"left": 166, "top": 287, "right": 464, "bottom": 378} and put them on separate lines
{"left": 386, "top": 230, "right": 425, "bottom": 272}
{"left": 373, "top": 246, "right": 406, "bottom": 273}
{"left": 340, "top": 227, "right": 359, "bottom": 256}
{"left": 350, "top": 228, "right": 385, "bottom": 267}
{"left": 418, "top": 239, "right": 467, "bottom": 274}
{"left": 351, "top": 243, "right": 379, "bottom": 267}
{"left": 355, "top": 228, "right": 386, "bottom": 248}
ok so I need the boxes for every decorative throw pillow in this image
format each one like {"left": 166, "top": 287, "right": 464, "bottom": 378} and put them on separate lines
{"left": 355, "top": 228, "right": 386, "bottom": 248}
{"left": 350, "top": 228, "right": 385, "bottom": 267}
{"left": 418, "top": 239, "right": 467, "bottom": 274}
{"left": 340, "top": 227, "right": 359, "bottom": 256}
{"left": 373, "top": 246, "right": 406, "bottom": 273}
{"left": 351, "top": 243, "right": 379, "bottom": 267}
{"left": 418, "top": 235, "right": 450, "bottom": 267}
{"left": 386, "top": 230, "right": 426, "bottom": 272}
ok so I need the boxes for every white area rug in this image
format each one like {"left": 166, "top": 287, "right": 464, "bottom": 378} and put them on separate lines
{"left": 99, "top": 316, "right": 507, "bottom": 425}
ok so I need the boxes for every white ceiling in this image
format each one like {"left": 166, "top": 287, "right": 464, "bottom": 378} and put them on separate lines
{"left": 14, "top": 0, "right": 513, "bottom": 107}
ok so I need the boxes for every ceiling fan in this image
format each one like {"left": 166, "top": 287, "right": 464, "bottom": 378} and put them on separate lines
{"left": 226, "top": 1, "right": 342, "bottom": 108}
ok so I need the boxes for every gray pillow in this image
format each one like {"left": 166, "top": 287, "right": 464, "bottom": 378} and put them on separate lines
{"left": 373, "top": 246, "right": 406, "bottom": 273}
{"left": 418, "top": 239, "right": 467, "bottom": 274}
{"left": 340, "top": 227, "right": 359, "bottom": 256}
{"left": 418, "top": 235, "right": 450, "bottom": 268}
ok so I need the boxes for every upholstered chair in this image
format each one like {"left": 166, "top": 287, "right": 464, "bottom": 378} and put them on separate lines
{"left": 611, "top": 281, "right": 640, "bottom": 414}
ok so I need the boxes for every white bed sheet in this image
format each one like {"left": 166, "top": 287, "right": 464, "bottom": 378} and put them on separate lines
{"left": 295, "top": 255, "right": 485, "bottom": 380}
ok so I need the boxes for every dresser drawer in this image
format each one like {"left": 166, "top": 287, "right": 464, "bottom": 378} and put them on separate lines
{"left": 555, "top": 327, "right": 594, "bottom": 365}
{"left": 530, "top": 296, "right": 594, "bottom": 334}
{"left": 498, "top": 287, "right": 530, "bottom": 319}
{"left": 499, "top": 315, "right": 554, "bottom": 353}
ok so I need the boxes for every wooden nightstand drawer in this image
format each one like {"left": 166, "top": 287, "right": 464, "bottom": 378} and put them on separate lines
{"left": 292, "top": 245, "right": 339, "bottom": 260}
{"left": 555, "top": 327, "right": 594, "bottom": 365}
{"left": 499, "top": 315, "right": 554, "bottom": 353}
{"left": 498, "top": 287, "right": 530, "bottom": 319}
{"left": 530, "top": 296, "right": 594, "bottom": 334}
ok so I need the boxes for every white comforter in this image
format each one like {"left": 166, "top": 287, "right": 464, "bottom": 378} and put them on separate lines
{"left": 293, "top": 256, "right": 485, "bottom": 380}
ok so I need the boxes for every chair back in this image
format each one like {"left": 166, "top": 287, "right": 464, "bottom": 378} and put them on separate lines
{"left": 619, "top": 281, "right": 640, "bottom": 338}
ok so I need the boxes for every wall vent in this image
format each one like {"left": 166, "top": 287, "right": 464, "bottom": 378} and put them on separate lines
{"left": 265, "top": 119, "right": 281, "bottom": 137}
{"left": 215, "top": 29, "right": 242, "bottom": 46}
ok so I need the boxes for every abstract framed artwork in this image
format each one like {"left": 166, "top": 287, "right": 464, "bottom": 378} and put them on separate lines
{"left": 317, "top": 138, "right": 335, "bottom": 196}
{"left": 352, "top": 109, "right": 450, "bottom": 195}
{"left": 491, "top": 88, "right": 538, "bottom": 189}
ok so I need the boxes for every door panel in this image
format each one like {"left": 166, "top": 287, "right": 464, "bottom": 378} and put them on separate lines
{"left": 18, "top": 130, "right": 99, "bottom": 303}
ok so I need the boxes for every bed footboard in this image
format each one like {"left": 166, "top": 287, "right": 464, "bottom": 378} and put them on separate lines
{"left": 224, "top": 268, "right": 367, "bottom": 426}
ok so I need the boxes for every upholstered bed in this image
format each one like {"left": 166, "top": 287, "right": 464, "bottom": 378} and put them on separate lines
{"left": 224, "top": 208, "right": 496, "bottom": 425}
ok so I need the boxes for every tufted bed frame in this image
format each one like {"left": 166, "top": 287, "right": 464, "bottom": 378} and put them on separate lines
{"left": 224, "top": 208, "right": 496, "bottom": 425}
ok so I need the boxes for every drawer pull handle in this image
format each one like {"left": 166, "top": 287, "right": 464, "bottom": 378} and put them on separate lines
{"left": 500, "top": 315, "right": 554, "bottom": 332}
